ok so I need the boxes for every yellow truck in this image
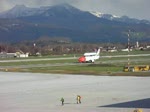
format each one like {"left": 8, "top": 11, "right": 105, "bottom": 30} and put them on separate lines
{"left": 124, "top": 65, "right": 150, "bottom": 72}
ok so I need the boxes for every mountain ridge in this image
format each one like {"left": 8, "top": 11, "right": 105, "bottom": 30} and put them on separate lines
{"left": 90, "top": 11, "right": 150, "bottom": 24}
{"left": 0, "top": 4, "right": 149, "bottom": 24}
{"left": 0, "top": 4, "right": 150, "bottom": 43}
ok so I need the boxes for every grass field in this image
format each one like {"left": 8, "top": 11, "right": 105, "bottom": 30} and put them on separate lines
{"left": 0, "top": 50, "right": 150, "bottom": 76}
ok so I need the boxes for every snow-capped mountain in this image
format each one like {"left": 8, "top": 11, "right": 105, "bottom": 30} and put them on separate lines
{"left": 90, "top": 11, "right": 150, "bottom": 24}
{"left": 90, "top": 11, "right": 120, "bottom": 19}
{"left": 0, "top": 4, "right": 150, "bottom": 43}
{"left": 0, "top": 4, "right": 149, "bottom": 24}
{"left": 0, "top": 5, "right": 51, "bottom": 18}
{"left": 0, "top": 4, "right": 83, "bottom": 18}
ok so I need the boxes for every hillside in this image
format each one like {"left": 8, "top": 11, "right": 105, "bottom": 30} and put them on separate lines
{"left": 0, "top": 4, "right": 150, "bottom": 43}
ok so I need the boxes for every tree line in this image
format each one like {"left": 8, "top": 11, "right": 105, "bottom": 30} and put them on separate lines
{"left": 0, "top": 37, "right": 149, "bottom": 56}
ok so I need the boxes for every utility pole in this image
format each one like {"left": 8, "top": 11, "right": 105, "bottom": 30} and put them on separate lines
{"left": 127, "top": 30, "right": 130, "bottom": 70}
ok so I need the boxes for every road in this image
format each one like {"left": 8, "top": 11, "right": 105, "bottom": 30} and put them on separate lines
{"left": 0, "top": 72, "right": 150, "bottom": 112}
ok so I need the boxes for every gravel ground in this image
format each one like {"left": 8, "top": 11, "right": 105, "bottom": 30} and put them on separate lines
{"left": 0, "top": 72, "right": 150, "bottom": 112}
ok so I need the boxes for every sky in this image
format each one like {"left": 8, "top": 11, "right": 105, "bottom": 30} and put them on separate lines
{"left": 0, "top": 0, "right": 150, "bottom": 20}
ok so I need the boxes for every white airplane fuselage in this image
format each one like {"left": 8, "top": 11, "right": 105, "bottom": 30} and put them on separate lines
{"left": 78, "top": 48, "right": 100, "bottom": 63}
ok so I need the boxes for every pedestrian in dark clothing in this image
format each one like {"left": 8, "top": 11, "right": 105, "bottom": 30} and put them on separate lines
{"left": 60, "top": 97, "right": 64, "bottom": 106}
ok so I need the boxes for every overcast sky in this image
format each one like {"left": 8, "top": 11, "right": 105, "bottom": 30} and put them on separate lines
{"left": 0, "top": 0, "right": 150, "bottom": 20}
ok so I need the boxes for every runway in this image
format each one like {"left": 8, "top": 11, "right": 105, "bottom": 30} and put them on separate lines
{"left": 0, "top": 53, "right": 150, "bottom": 62}
{"left": 0, "top": 53, "right": 150, "bottom": 70}
{"left": 0, "top": 72, "right": 150, "bottom": 112}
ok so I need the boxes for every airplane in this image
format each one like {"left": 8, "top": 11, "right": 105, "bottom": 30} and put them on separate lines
{"left": 78, "top": 48, "right": 100, "bottom": 63}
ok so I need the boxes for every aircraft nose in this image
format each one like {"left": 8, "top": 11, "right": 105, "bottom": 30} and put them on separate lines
{"left": 78, "top": 56, "right": 85, "bottom": 62}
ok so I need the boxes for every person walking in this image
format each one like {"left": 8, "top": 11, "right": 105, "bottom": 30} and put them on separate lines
{"left": 77, "top": 95, "right": 81, "bottom": 104}
{"left": 60, "top": 97, "right": 64, "bottom": 106}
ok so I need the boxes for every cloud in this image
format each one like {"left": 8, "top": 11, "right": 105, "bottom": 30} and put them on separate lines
{"left": 0, "top": 0, "right": 149, "bottom": 20}
{"left": 0, "top": 0, "right": 77, "bottom": 10}
{"left": 106, "top": 0, "right": 150, "bottom": 19}
{"left": 73, "top": 0, "right": 150, "bottom": 20}
{"left": 0, "top": 0, "right": 13, "bottom": 11}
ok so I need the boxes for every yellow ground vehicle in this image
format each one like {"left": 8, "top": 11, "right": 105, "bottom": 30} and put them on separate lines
{"left": 133, "top": 109, "right": 143, "bottom": 112}
{"left": 124, "top": 65, "right": 150, "bottom": 72}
